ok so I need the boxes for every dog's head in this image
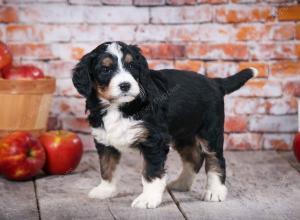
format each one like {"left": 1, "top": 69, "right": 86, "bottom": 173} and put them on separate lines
{"left": 72, "top": 41, "right": 149, "bottom": 105}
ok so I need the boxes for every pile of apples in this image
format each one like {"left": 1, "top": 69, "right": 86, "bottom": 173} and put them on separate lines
{"left": 0, "top": 131, "right": 83, "bottom": 181}
{"left": 0, "top": 41, "right": 84, "bottom": 181}
{"left": 0, "top": 41, "right": 44, "bottom": 79}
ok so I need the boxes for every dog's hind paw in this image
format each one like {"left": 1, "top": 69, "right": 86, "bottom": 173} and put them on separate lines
{"left": 201, "top": 184, "right": 227, "bottom": 202}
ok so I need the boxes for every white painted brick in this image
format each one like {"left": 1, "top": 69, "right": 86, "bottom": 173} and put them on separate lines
{"left": 249, "top": 115, "right": 298, "bottom": 132}
{"left": 151, "top": 5, "right": 212, "bottom": 24}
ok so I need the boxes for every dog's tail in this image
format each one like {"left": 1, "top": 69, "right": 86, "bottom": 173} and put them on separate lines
{"left": 214, "top": 68, "right": 258, "bottom": 95}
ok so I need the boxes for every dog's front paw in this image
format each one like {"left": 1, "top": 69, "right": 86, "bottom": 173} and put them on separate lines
{"left": 201, "top": 184, "right": 227, "bottom": 202}
{"left": 88, "top": 181, "right": 117, "bottom": 199}
{"left": 131, "top": 192, "right": 162, "bottom": 209}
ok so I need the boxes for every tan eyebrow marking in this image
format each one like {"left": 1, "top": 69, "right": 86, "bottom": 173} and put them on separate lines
{"left": 124, "top": 53, "right": 133, "bottom": 63}
{"left": 102, "top": 57, "right": 113, "bottom": 67}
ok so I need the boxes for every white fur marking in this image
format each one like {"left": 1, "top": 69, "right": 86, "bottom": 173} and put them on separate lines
{"left": 131, "top": 176, "right": 166, "bottom": 209}
{"left": 91, "top": 105, "right": 145, "bottom": 152}
{"left": 249, "top": 67, "right": 259, "bottom": 78}
{"left": 168, "top": 161, "right": 196, "bottom": 191}
{"left": 106, "top": 43, "right": 140, "bottom": 103}
{"left": 201, "top": 171, "right": 227, "bottom": 202}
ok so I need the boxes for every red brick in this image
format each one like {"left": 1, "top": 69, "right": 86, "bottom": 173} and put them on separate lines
{"left": 8, "top": 43, "right": 55, "bottom": 59}
{"left": 296, "top": 24, "right": 300, "bottom": 39}
{"left": 283, "top": 81, "right": 300, "bottom": 97}
{"left": 270, "top": 61, "right": 300, "bottom": 78}
{"left": 186, "top": 43, "right": 248, "bottom": 60}
{"left": 239, "top": 62, "right": 268, "bottom": 78}
{"left": 249, "top": 115, "right": 298, "bottom": 132}
{"left": 175, "top": 60, "right": 204, "bottom": 73}
{"left": 148, "top": 60, "right": 174, "bottom": 69}
{"left": 278, "top": 5, "right": 300, "bottom": 21}
{"left": 166, "top": 0, "right": 196, "bottom": 5}
{"left": 263, "top": 134, "right": 294, "bottom": 150}
{"left": 232, "top": 79, "right": 282, "bottom": 97}
{"left": 151, "top": 6, "right": 212, "bottom": 24}
{"left": 235, "top": 24, "right": 268, "bottom": 41}
{"left": 206, "top": 61, "right": 238, "bottom": 78}
{"left": 0, "top": 6, "right": 18, "bottom": 23}
{"left": 271, "top": 23, "right": 295, "bottom": 40}
{"left": 224, "top": 115, "right": 248, "bottom": 132}
{"left": 140, "top": 44, "right": 185, "bottom": 59}
{"left": 134, "top": 0, "right": 165, "bottom": 5}
{"left": 225, "top": 133, "right": 262, "bottom": 150}
{"left": 215, "top": 5, "right": 273, "bottom": 23}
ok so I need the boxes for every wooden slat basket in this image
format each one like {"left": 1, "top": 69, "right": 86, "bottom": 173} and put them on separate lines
{"left": 0, "top": 77, "right": 56, "bottom": 138}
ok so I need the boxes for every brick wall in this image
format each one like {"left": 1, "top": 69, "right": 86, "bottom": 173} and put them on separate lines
{"left": 1, "top": 0, "right": 299, "bottom": 150}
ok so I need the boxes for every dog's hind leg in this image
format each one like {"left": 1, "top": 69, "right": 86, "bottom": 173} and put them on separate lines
{"left": 168, "top": 138, "right": 205, "bottom": 192}
{"left": 201, "top": 132, "right": 228, "bottom": 202}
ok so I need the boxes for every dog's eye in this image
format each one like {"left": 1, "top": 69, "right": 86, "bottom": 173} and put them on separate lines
{"left": 102, "top": 66, "right": 112, "bottom": 73}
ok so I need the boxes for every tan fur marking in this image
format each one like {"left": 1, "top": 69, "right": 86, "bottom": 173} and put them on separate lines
{"left": 124, "top": 53, "right": 133, "bottom": 63}
{"left": 100, "top": 150, "right": 121, "bottom": 182}
{"left": 102, "top": 57, "right": 113, "bottom": 67}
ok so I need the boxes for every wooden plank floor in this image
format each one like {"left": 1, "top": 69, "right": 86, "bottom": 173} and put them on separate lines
{"left": 0, "top": 150, "right": 299, "bottom": 220}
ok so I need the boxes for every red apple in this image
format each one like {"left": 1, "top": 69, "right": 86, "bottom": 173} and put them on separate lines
{"left": 0, "top": 132, "right": 46, "bottom": 181}
{"left": 2, "top": 65, "right": 45, "bottom": 80}
{"left": 39, "top": 130, "right": 83, "bottom": 175}
{"left": 293, "top": 133, "right": 300, "bottom": 162}
{"left": 0, "top": 41, "right": 13, "bottom": 71}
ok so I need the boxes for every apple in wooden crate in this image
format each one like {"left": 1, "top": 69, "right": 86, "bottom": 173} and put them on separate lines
{"left": 0, "top": 41, "right": 12, "bottom": 71}
{"left": 0, "top": 132, "right": 46, "bottom": 181}
{"left": 39, "top": 130, "right": 83, "bottom": 175}
{"left": 2, "top": 65, "right": 45, "bottom": 80}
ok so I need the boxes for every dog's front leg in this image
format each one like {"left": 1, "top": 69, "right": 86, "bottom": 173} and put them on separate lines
{"left": 131, "top": 138, "right": 169, "bottom": 209}
{"left": 88, "top": 142, "right": 121, "bottom": 199}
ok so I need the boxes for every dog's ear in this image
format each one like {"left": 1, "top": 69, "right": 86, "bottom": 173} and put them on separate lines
{"left": 72, "top": 52, "right": 96, "bottom": 98}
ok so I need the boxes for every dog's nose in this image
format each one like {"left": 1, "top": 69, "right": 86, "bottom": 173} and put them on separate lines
{"left": 119, "top": 82, "right": 131, "bottom": 92}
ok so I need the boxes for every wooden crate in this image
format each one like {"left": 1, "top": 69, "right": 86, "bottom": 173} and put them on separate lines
{"left": 0, "top": 77, "right": 56, "bottom": 137}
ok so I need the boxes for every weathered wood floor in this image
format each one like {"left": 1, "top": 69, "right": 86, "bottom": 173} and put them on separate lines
{"left": 1, "top": 150, "right": 300, "bottom": 220}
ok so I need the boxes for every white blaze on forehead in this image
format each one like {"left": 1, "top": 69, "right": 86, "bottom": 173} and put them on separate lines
{"left": 106, "top": 42, "right": 124, "bottom": 72}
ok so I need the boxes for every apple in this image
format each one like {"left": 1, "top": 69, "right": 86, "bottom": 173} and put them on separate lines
{"left": 2, "top": 65, "right": 45, "bottom": 80}
{"left": 0, "top": 132, "right": 46, "bottom": 181}
{"left": 39, "top": 130, "right": 83, "bottom": 175}
{"left": 0, "top": 41, "right": 13, "bottom": 71}
{"left": 293, "top": 133, "right": 300, "bottom": 163}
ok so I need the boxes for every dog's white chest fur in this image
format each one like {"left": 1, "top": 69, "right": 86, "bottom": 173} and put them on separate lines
{"left": 91, "top": 106, "right": 144, "bottom": 152}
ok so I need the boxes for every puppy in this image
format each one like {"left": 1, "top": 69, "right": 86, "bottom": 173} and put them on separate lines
{"left": 72, "top": 41, "right": 257, "bottom": 209}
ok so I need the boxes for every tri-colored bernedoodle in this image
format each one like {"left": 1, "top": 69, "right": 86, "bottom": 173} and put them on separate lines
{"left": 72, "top": 41, "right": 257, "bottom": 209}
